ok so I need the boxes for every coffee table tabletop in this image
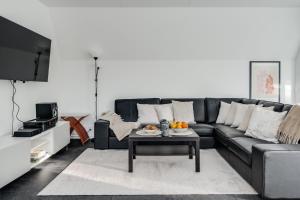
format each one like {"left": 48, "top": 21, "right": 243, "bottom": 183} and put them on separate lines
{"left": 128, "top": 128, "right": 200, "bottom": 173}
{"left": 129, "top": 129, "right": 199, "bottom": 141}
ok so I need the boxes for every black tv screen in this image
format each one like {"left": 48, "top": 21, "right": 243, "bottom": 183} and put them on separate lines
{"left": 0, "top": 16, "right": 51, "bottom": 82}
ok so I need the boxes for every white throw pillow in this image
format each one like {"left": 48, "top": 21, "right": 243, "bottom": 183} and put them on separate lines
{"left": 231, "top": 103, "right": 250, "bottom": 128}
{"left": 137, "top": 104, "right": 159, "bottom": 124}
{"left": 155, "top": 104, "right": 173, "bottom": 122}
{"left": 237, "top": 105, "right": 272, "bottom": 131}
{"left": 263, "top": 106, "right": 275, "bottom": 111}
{"left": 237, "top": 104, "right": 258, "bottom": 131}
{"left": 172, "top": 101, "right": 195, "bottom": 123}
{"left": 224, "top": 102, "right": 239, "bottom": 126}
{"left": 216, "top": 102, "right": 231, "bottom": 124}
{"left": 245, "top": 107, "right": 287, "bottom": 143}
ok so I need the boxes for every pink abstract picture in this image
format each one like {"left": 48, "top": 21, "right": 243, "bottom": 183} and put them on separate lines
{"left": 250, "top": 62, "right": 280, "bottom": 102}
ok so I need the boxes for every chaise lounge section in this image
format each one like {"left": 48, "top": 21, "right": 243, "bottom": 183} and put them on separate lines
{"left": 94, "top": 97, "right": 299, "bottom": 199}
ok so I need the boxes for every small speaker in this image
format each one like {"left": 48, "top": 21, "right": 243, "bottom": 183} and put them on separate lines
{"left": 36, "top": 103, "right": 58, "bottom": 120}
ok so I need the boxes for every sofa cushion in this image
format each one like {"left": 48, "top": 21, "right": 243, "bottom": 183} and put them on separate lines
{"left": 216, "top": 101, "right": 231, "bottom": 124}
{"left": 224, "top": 102, "right": 239, "bottom": 126}
{"left": 172, "top": 100, "right": 195, "bottom": 123}
{"left": 205, "top": 98, "right": 242, "bottom": 123}
{"left": 189, "top": 123, "right": 214, "bottom": 137}
{"left": 214, "top": 124, "right": 245, "bottom": 146}
{"left": 258, "top": 100, "right": 284, "bottom": 112}
{"left": 115, "top": 98, "right": 160, "bottom": 122}
{"left": 245, "top": 107, "right": 287, "bottom": 143}
{"left": 228, "top": 137, "right": 272, "bottom": 165}
{"left": 137, "top": 104, "right": 159, "bottom": 124}
{"left": 155, "top": 104, "right": 173, "bottom": 121}
{"left": 160, "top": 98, "right": 206, "bottom": 123}
{"left": 232, "top": 103, "right": 251, "bottom": 128}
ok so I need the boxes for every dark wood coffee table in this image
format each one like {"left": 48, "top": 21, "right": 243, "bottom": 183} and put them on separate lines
{"left": 128, "top": 129, "right": 200, "bottom": 173}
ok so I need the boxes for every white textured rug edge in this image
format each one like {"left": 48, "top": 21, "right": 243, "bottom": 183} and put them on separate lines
{"left": 39, "top": 148, "right": 257, "bottom": 196}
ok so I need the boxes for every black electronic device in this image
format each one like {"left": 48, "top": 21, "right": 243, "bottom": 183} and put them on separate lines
{"left": 23, "top": 118, "right": 57, "bottom": 132}
{"left": 36, "top": 103, "right": 58, "bottom": 121}
{"left": 0, "top": 16, "right": 51, "bottom": 82}
{"left": 13, "top": 128, "right": 42, "bottom": 137}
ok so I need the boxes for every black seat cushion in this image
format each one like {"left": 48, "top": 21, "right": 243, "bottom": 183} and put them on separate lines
{"left": 160, "top": 98, "right": 206, "bottom": 123}
{"left": 115, "top": 98, "right": 160, "bottom": 122}
{"left": 228, "top": 137, "right": 273, "bottom": 165}
{"left": 189, "top": 123, "right": 214, "bottom": 137}
{"left": 258, "top": 100, "right": 284, "bottom": 112}
{"left": 214, "top": 124, "right": 245, "bottom": 146}
{"left": 214, "top": 124, "right": 245, "bottom": 138}
{"left": 205, "top": 98, "right": 242, "bottom": 123}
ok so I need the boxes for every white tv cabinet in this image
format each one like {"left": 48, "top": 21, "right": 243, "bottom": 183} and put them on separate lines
{"left": 0, "top": 121, "right": 70, "bottom": 189}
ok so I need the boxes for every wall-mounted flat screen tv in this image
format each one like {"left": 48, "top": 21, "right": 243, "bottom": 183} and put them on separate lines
{"left": 0, "top": 16, "right": 51, "bottom": 82}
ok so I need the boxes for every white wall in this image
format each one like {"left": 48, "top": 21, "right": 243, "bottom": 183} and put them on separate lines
{"left": 296, "top": 49, "right": 300, "bottom": 103}
{"left": 46, "top": 7, "right": 300, "bottom": 136}
{"left": 0, "top": 0, "right": 58, "bottom": 136}
{"left": 99, "top": 60, "right": 295, "bottom": 110}
{"left": 1, "top": 4, "right": 299, "bottom": 138}
{"left": 48, "top": 59, "right": 294, "bottom": 138}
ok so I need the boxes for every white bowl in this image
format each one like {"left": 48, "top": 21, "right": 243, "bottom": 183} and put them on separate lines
{"left": 137, "top": 130, "right": 161, "bottom": 136}
{"left": 173, "top": 128, "right": 188, "bottom": 133}
{"left": 143, "top": 129, "right": 159, "bottom": 133}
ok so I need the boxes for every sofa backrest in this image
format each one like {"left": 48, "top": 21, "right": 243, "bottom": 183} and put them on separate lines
{"left": 282, "top": 104, "right": 293, "bottom": 112}
{"left": 115, "top": 98, "right": 160, "bottom": 122}
{"left": 160, "top": 98, "right": 206, "bottom": 123}
{"left": 241, "top": 98, "right": 259, "bottom": 104}
{"left": 205, "top": 98, "right": 243, "bottom": 123}
{"left": 257, "top": 100, "right": 284, "bottom": 112}
{"left": 114, "top": 97, "right": 293, "bottom": 123}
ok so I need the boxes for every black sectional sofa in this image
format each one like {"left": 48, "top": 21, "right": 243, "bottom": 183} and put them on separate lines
{"left": 94, "top": 98, "right": 300, "bottom": 200}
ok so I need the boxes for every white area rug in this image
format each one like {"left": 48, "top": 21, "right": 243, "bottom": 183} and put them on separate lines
{"left": 39, "top": 148, "right": 257, "bottom": 195}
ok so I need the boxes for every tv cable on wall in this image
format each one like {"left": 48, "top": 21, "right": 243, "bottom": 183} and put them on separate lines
{"left": 10, "top": 80, "right": 24, "bottom": 135}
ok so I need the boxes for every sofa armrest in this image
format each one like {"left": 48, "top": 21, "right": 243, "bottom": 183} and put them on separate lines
{"left": 252, "top": 144, "right": 300, "bottom": 199}
{"left": 94, "top": 119, "right": 110, "bottom": 149}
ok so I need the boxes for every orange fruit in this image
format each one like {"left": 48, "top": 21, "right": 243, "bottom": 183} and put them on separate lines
{"left": 171, "top": 123, "right": 177, "bottom": 129}
{"left": 182, "top": 123, "right": 188, "bottom": 128}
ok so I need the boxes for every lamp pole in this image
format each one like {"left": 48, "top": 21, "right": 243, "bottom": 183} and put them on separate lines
{"left": 94, "top": 57, "right": 100, "bottom": 121}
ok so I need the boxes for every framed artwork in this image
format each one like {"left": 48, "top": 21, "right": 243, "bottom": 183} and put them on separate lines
{"left": 250, "top": 61, "right": 281, "bottom": 102}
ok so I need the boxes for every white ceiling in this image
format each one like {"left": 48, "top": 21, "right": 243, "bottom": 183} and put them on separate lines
{"left": 48, "top": 7, "right": 300, "bottom": 60}
{"left": 40, "top": 0, "right": 300, "bottom": 7}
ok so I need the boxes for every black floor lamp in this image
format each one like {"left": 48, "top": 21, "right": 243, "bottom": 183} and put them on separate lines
{"left": 93, "top": 57, "right": 100, "bottom": 121}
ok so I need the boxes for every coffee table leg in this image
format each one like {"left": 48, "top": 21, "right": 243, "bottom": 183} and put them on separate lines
{"left": 129, "top": 140, "right": 133, "bottom": 172}
{"left": 133, "top": 144, "right": 136, "bottom": 159}
{"left": 194, "top": 140, "right": 200, "bottom": 172}
{"left": 189, "top": 142, "right": 193, "bottom": 159}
